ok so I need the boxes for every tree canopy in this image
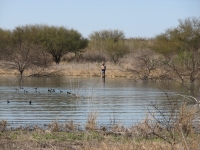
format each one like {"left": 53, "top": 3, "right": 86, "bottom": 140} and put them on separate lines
{"left": 40, "top": 26, "right": 88, "bottom": 64}
{"left": 89, "top": 29, "right": 128, "bottom": 63}
{"left": 0, "top": 28, "right": 12, "bottom": 58}
{"left": 152, "top": 17, "right": 200, "bottom": 82}
{"left": 0, "top": 25, "right": 50, "bottom": 79}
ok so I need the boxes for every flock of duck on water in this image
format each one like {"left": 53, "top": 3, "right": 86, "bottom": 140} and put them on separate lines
{"left": 6, "top": 86, "right": 75, "bottom": 105}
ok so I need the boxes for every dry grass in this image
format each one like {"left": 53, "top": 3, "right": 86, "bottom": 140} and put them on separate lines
{"left": 0, "top": 61, "right": 136, "bottom": 78}
{"left": 0, "top": 128, "right": 199, "bottom": 150}
{"left": 48, "top": 120, "right": 60, "bottom": 132}
{"left": 82, "top": 141, "right": 174, "bottom": 150}
{"left": 65, "top": 120, "right": 77, "bottom": 132}
{"left": 133, "top": 102, "right": 199, "bottom": 150}
{"left": 0, "top": 120, "right": 8, "bottom": 132}
{"left": 85, "top": 112, "right": 98, "bottom": 131}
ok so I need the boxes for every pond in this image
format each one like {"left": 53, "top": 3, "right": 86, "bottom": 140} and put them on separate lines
{"left": 0, "top": 75, "right": 199, "bottom": 127}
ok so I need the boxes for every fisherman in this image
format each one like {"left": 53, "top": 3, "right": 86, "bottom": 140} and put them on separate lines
{"left": 101, "top": 63, "right": 106, "bottom": 78}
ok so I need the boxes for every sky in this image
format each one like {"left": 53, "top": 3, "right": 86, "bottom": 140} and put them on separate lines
{"left": 0, "top": 0, "right": 199, "bottom": 38}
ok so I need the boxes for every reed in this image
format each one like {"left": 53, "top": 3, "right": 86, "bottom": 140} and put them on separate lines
{"left": 85, "top": 112, "right": 98, "bottom": 131}
{"left": 64, "top": 120, "right": 77, "bottom": 132}
{"left": 0, "top": 120, "right": 8, "bottom": 132}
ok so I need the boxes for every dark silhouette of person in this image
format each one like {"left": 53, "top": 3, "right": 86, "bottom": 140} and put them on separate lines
{"left": 101, "top": 63, "right": 106, "bottom": 78}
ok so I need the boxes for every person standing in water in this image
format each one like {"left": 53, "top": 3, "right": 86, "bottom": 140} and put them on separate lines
{"left": 101, "top": 63, "right": 106, "bottom": 78}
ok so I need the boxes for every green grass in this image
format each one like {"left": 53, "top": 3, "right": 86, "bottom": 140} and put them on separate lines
{"left": 31, "top": 131, "right": 104, "bottom": 142}
{"left": 32, "top": 132, "right": 67, "bottom": 141}
{"left": 0, "top": 129, "right": 199, "bottom": 150}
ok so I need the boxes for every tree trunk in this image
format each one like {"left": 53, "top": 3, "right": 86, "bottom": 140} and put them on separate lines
{"left": 53, "top": 55, "right": 61, "bottom": 64}
{"left": 19, "top": 70, "right": 23, "bottom": 81}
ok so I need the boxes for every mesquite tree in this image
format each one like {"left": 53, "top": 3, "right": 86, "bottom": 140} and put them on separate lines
{"left": 152, "top": 17, "right": 200, "bottom": 83}
{"left": 89, "top": 29, "right": 128, "bottom": 63}
{"left": 0, "top": 25, "right": 50, "bottom": 79}
{"left": 0, "top": 28, "right": 11, "bottom": 60}
{"left": 40, "top": 26, "right": 88, "bottom": 64}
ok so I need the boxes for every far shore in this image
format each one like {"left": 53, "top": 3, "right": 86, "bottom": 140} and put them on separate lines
{"left": 1, "top": 61, "right": 198, "bottom": 83}
{"left": 0, "top": 62, "right": 138, "bottom": 79}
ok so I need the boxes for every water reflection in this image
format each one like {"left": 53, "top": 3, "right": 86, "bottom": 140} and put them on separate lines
{"left": 102, "top": 77, "right": 105, "bottom": 84}
{"left": 0, "top": 75, "right": 199, "bottom": 127}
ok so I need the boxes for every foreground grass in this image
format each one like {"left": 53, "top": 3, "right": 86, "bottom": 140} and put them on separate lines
{"left": 0, "top": 122, "right": 199, "bottom": 150}
{"left": 0, "top": 130, "right": 189, "bottom": 150}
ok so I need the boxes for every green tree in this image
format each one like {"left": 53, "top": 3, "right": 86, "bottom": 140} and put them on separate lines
{"left": 89, "top": 29, "right": 128, "bottom": 63}
{"left": 40, "top": 26, "right": 88, "bottom": 64}
{"left": 1, "top": 25, "right": 50, "bottom": 79}
{"left": 89, "top": 29, "right": 125, "bottom": 51}
{"left": 105, "top": 39, "right": 129, "bottom": 64}
{"left": 0, "top": 28, "right": 12, "bottom": 59}
{"left": 152, "top": 17, "right": 200, "bottom": 83}
{"left": 125, "top": 38, "right": 153, "bottom": 52}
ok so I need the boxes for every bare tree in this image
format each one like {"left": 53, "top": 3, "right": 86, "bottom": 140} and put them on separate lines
{"left": 4, "top": 43, "right": 49, "bottom": 79}
{"left": 147, "top": 99, "right": 196, "bottom": 149}
{"left": 1, "top": 25, "right": 51, "bottom": 80}
{"left": 152, "top": 17, "right": 200, "bottom": 83}
{"left": 128, "top": 49, "right": 160, "bottom": 80}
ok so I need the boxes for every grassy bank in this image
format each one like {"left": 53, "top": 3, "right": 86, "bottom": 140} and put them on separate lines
{"left": 0, "top": 129, "right": 182, "bottom": 150}
{"left": 0, "top": 121, "right": 199, "bottom": 150}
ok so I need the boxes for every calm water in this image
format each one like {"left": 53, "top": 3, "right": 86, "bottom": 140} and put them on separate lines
{"left": 0, "top": 75, "right": 199, "bottom": 127}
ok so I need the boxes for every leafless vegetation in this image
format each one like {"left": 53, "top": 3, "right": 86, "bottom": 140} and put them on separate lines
{"left": 85, "top": 112, "right": 98, "bottom": 131}
{"left": 126, "top": 49, "right": 160, "bottom": 80}
{"left": 0, "top": 120, "right": 8, "bottom": 132}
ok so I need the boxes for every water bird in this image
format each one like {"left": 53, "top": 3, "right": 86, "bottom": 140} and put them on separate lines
{"left": 48, "top": 89, "right": 56, "bottom": 93}
{"left": 67, "top": 92, "right": 71, "bottom": 94}
{"left": 7, "top": 100, "right": 10, "bottom": 104}
{"left": 29, "top": 100, "right": 32, "bottom": 105}
{"left": 60, "top": 90, "right": 63, "bottom": 93}
{"left": 24, "top": 90, "right": 28, "bottom": 93}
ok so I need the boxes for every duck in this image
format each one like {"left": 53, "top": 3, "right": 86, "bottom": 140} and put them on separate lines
{"left": 7, "top": 100, "right": 10, "bottom": 104}
{"left": 29, "top": 100, "right": 32, "bottom": 105}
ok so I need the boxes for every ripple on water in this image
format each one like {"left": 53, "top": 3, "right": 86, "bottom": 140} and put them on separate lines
{"left": 0, "top": 76, "right": 196, "bottom": 127}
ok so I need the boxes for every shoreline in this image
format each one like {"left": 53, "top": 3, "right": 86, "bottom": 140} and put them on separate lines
{"left": 1, "top": 62, "right": 200, "bottom": 84}
{"left": 0, "top": 62, "right": 137, "bottom": 79}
